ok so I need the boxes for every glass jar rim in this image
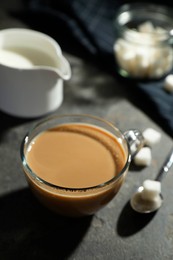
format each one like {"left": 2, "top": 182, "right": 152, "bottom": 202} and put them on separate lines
{"left": 20, "top": 114, "right": 131, "bottom": 192}
{"left": 113, "top": 2, "right": 173, "bottom": 43}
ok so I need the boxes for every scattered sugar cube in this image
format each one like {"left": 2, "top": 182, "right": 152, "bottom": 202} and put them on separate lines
{"left": 133, "top": 147, "right": 152, "bottom": 166}
{"left": 141, "top": 179, "right": 161, "bottom": 201}
{"left": 164, "top": 74, "right": 173, "bottom": 93}
{"left": 143, "top": 128, "right": 161, "bottom": 146}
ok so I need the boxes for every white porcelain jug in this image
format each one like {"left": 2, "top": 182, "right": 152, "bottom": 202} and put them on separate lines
{"left": 0, "top": 28, "right": 71, "bottom": 118}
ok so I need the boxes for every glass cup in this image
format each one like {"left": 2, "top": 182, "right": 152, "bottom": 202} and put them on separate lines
{"left": 20, "top": 114, "right": 144, "bottom": 217}
{"left": 113, "top": 3, "right": 173, "bottom": 79}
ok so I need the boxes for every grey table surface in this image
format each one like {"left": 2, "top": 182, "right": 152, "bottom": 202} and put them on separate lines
{"left": 0, "top": 7, "right": 173, "bottom": 260}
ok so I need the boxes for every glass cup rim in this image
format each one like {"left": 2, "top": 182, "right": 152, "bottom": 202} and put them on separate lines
{"left": 20, "top": 114, "right": 131, "bottom": 192}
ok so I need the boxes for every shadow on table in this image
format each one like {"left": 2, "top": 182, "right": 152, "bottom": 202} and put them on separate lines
{"left": 116, "top": 200, "right": 157, "bottom": 237}
{"left": 0, "top": 188, "right": 92, "bottom": 260}
{"left": 0, "top": 110, "right": 33, "bottom": 134}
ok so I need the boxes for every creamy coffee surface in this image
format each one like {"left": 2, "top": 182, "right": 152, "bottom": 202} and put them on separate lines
{"left": 26, "top": 123, "right": 126, "bottom": 188}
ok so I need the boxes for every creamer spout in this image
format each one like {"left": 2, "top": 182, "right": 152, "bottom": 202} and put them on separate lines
{"left": 53, "top": 54, "right": 71, "bottom": 81}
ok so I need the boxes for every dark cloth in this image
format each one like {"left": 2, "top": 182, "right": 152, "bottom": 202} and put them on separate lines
{"left": 13, "top": 0, "right": 173, "bottom": 137}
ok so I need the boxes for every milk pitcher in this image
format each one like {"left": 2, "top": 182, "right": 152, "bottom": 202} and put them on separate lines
{"left": 0, "top": 28, "right": 71, "bottom": 118}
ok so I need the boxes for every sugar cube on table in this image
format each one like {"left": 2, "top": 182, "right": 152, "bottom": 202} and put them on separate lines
{"left": 133, "top": 147, "right": 152, "bottom": 166}
{"left": 163, "top": 74, "right": 173, "bottom": 93}
{"left": 141, "top": 179, "right": 161, "bottom": 201}
{"left": 142, "top": 128, "right": 161, "bottom": 146}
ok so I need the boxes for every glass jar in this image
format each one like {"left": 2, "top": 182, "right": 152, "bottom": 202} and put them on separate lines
{"left": 113, "top": 3, "right": 173, "bottom": 79}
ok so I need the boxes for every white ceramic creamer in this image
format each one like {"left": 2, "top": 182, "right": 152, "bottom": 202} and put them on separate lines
{"left": 0, "top": 28, "right": 71, "bottom": 117}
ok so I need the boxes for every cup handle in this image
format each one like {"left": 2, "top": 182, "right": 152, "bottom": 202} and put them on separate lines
{"left": 124, "top": 129, "right": 144, "bottom": 159}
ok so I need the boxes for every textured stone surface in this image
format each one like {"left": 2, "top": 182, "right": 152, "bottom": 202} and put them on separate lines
{"left": 0, "top": 51, "right": 173, "bottom": 260}
{"left": 0, "top": 6, "right": 173, "bottom": 259}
